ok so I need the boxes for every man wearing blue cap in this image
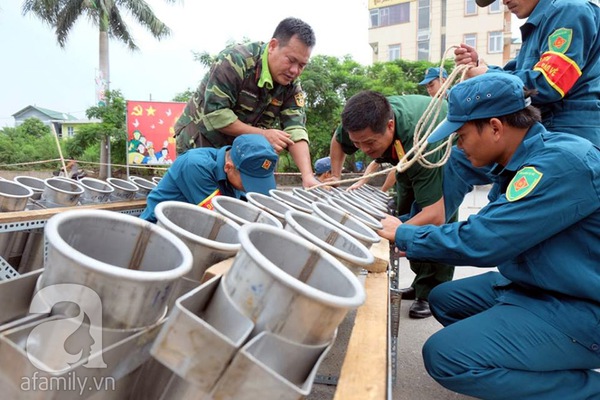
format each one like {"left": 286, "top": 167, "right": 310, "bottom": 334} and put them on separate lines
{"left": 378, "top": 73, "right": 600, "bottom": 399}
{"left": 419, "top": 67, "right": 448, "bottom": 98}
{"left": 445, "top": 0, "right": 600, "bottom": 225}
{"left": 140, "top": 134, "right": 278, "bottom": 222}
{"left": 313, "top": 156, "right": 332, "bottom": 182}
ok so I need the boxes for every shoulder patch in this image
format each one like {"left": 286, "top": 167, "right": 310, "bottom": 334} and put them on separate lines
{"left": 294, "top": 92, "right": 305, "bottom": 108}
{"left": 506, "top": 167, "right": 543, "bottom": 202}
{"left": 548, "top": 28, "right": 572, "bottom": 54}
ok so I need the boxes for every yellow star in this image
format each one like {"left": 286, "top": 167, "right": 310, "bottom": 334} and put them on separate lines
{"left": 146, "top": 106, "right": 156, "bottom": 116}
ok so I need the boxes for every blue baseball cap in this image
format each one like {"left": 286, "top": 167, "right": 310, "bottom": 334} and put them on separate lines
{"left": 419, "top": 67, "right": 448, "bottom": 85}
{"left": 314, "top": 156, "right": 331, "bottom": 174}
{"left": 428, "top": 73, "right": 529, "bottom": 143}
{"left": 230, "top": 134, "right": 278, "bottom": 195}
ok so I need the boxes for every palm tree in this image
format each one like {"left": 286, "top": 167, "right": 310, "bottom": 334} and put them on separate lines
{"left": 22, "top": 0, "right": 177, "bottom": 179}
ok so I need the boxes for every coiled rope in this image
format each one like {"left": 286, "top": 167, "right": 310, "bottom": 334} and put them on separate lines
{"left": 309, "top": 47, "right": 472, "bottom": 191}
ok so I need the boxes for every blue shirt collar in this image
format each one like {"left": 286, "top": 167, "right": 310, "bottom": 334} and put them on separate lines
{"left": 520, "top": 0, "right": 550, "bottom": 39}
{"left": 491, "top": 122, "right": 546, "bottom": 175}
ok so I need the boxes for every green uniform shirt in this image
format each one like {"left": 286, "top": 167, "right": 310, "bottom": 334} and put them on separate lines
{"left": 174, "top": 41, "right": 309, "bottom": 154}
{"left": 336, "top": 95, "right": 448, "bottom": 210}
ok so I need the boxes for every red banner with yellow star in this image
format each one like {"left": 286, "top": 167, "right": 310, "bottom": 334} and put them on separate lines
{"left": 126, "top": 100, "right": 186, "bottom": 165}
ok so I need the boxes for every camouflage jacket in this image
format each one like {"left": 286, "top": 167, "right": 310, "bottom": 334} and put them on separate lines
{"left": 174, "top": 41, "right": 308, "bottom": 154}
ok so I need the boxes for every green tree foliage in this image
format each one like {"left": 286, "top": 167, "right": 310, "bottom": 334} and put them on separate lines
{"left": 60, "top": 89, "right": 127, "bottom": 174}
{"left": 18, "top": 118, "right": 51, "bottom": 138}
{"left": 299, "top": 57, "right": 455, "bottom": 172}
{"left": 81, "top": 90, "right": 128, "bottom": 167}
{"left": 172, "top": 89, "right": 193, "bottom": 103}
{"left": 0, "top": 118, "right": 65, "bottom": 170}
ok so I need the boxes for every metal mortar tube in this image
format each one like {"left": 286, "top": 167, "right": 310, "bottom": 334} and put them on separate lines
{"left": 39, "top": 209, "right": 192, "bottom": 329}
{"left": 223, "top": 223, "right": 365, "bottom": 345}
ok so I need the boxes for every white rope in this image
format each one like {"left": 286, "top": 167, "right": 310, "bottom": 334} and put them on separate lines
{"left": 0, "top": 159, "right": 62, "bottom": 168}
{"left": 309, "top": 48, "right": 471, "bottom": 191}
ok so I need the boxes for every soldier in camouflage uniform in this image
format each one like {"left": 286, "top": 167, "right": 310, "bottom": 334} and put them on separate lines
{"left": 174, "top": 17, "right": 320, "bottom": 188}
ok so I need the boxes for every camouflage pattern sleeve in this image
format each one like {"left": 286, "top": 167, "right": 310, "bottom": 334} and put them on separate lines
{"left": 201, "top": 45, "right": 254, "bottom": 130}
{"left": 279, "top": 81, "right": 309, "bottom": 142}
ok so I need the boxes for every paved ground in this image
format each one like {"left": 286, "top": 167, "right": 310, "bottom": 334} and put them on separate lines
{"left": 308, "top": 186, "right": 492, "bottom": 400}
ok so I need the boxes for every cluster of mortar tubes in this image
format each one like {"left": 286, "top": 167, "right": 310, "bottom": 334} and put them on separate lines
{"left": 2, "top": 175, "right": 165, "bottom": 212}
{"left": 0, "top": 181, "right": 390, "bottom": 398}
{"left": 132, "top": 199, "right": 366, "bottom": 399}
{"left": 0, "top": 209, "right": 193, "bottom": 399}
{"left": 138, "top": 184, "right": 391, "bottom": 398}
{"left": 0, "top": 175, "right": 163, "bottom": 276}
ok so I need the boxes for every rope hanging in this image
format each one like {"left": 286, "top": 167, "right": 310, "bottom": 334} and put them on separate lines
{"left": 309, "top": 47, "right": 472, "bottom": 191}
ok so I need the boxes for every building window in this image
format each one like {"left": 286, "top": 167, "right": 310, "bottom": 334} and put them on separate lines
{"left": 489, "top": 31, "right": 504, "bottom": 53}
{"left": 418, "top": 0, "right": 430, "bottom": 60}
{"left": 370, "top": 3, "right": 410, "bottom": 28}
{"left": 418, "top": 40, "right": 430, "bottom": 61}
{"left": 464, "top": 33, "right": 477, "bottom": 48}
{"left": 388, "top": 44, "right": 401, "bottom": 61}
{"left": 418, "top": 0, "right": 430, "bottom": 31}
{"left": 489, "top": 0, "right": 502, "bottom": 13}
{"left": 465, "top": 0, "right": 477, "bottom": 15}
{"left": 370, "top": 9, "right": 380, "bottom": 27}
{"left": 67, "top": 126, "right": 75, "bottom": 137}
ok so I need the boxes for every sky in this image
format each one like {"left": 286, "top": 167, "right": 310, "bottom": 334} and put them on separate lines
{"left": 0, "top": 0, "right": 373, "bottom": 126}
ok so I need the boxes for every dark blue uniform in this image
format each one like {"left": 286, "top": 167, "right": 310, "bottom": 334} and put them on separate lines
{"left": 499, "top": 0, "right": 600, "bottom": 144}
{"left": 396, "top": 125, "right": 600, "bottom": 398}
{"left": 140, "top": 146, "right": 241, "bottom": 222}
{"left": 444, "top": 0, "right": 600, "bottom": 221}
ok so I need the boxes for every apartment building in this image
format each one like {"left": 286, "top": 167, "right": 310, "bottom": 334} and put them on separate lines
{"left": 368, "top": 0, "right": 518, "bottom": 66}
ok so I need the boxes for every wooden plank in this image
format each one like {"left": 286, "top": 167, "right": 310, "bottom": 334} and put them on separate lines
{"left": 200, "top": 257, "right": 235, "bottom": 284}
{"left": 334, "top": 271, "right": 389, "bottom": 400}
{"left": 0, "top": 200, "right": 147, "bottom": 224}
{"left": 365, "top": 239, "right": 390, "bottom": 273}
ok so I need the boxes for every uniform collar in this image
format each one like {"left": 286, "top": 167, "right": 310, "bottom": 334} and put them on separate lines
{"left": 491, "top": 123, "right": 546, "bottom": 175}
{"left": 258, "top": 44, "right": 274, "bottom": 90}
{"left": 520, "top": 0, "right": 550, "bottom": 39}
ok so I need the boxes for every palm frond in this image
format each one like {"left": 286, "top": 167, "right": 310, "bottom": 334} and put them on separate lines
{"left": 56, "top": 0, "right": 88, "bottom": 47}
{"left": 119, "top": 0, "right": 171, "bottom": 39}
{"left": 108, "top": 7, "right": 137, "bottom": 50}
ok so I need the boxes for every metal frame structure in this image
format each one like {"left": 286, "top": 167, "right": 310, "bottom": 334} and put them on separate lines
{"left": 0, "top": 200, "right": 146, "bottom": 280}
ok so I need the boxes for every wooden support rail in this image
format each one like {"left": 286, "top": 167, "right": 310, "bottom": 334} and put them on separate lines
{"left": 334, "top": 239, "right": 390, "bottom": 400}
{"left": 0, "top": 200, "right": 147, "bottom": 225}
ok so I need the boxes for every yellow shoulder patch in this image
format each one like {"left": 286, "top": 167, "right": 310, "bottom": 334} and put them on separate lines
{"left": 294, "top": 92, "right": 305, "bottom": 108}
